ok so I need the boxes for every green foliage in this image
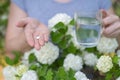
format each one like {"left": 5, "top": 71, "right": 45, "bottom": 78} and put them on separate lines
{"left": 54, "top": 67, "right": 75, "bottom": 80}
{"left": 29, "top": 53, "right": 37, "bottom": 63}
{"left": 114, "top": 2, "right": 120, "bottom": 17}
{"left": 50, "top": 22, "right": 68, "bottom": 44}
{"left": 112, "top": 56, "right": 119, "bottom": 64}
{"left": 37, "top": 65, "right": 48, "bottom": 78}
{"left": 2, "top": 0, "right": 120, "bottom": 80}
{"left": 5, "top": 51, "right": 21, "bottom": 65}
{"left": 29, "top": 64, "right": 39, "bottom": 70}
{"left": 69, "top": 19, "right": 75, "bottom": 25}
{"left": 66, "top": 42, "right": 77, "bottom": 53}
{"left": 45, "top": 69, "right": 53, "bottom": 80}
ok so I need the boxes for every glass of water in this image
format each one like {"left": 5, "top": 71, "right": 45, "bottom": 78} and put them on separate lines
{"left": 74, "top": 11, "right": 102, "bottom": 48}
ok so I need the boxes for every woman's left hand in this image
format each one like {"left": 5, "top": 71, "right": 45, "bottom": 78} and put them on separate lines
{"left": 102, "top": 10, "right": 120, "bottom": 38}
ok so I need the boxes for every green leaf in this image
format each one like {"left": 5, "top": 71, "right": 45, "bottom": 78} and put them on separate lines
{"left": 29, "top": 64, "right": 38, "bottom": 70}
{"left": 58, "top": 35, "right": 72, "bottom": 49}
{"left": 68, "top": 69, "right": 76, "bottom": 80}
{"left": 5, "top": 51, "right": 21, "bottom": 65}
{"left": 54, "top": 22, "right": 66, "bottom": 30}
{"left": 67, "top": 42, "right": 77, "bottom": 53}
{"left": 56, "top": 67, "right": 68, "bottom": 79}
{"left": 29, "top": 53, "right": 37, "bottom": 63}
{"left": 85, "top": 47, "right": 97, "bottom": 52}
{"left": 5, "top": 56, "right": 14, "bottom": 65}
{"left": 69, "top": 19, "right": 75, "bottom": 25}
{"left": 58, "top": 27, "right": 68, "bottom": 34}
{"left": 51, "top": 31, "right": 64, "bottom": 44}
{"left": 112, "top": 56, "right": 119, "bottom": 64}
{"left": 68, "top": 69, "right": 75, "bottom": 80}
{"left": 45, "top": 69, "right": 53, "bottom": 80}
{"left": 105, "top": 73, "right": 112, "bottom": 80}
{"left": 58, "top": 40, "right": 68, "bottom": 49}
{"left": 37, "top": 65, "right": 48, "bottom": 77}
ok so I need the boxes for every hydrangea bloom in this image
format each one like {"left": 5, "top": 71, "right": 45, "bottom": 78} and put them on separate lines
{"left": 83, "top": 52, "right": 98, "bottom": 66}
{"left": 22, "top": 49, "right": 36, "bottom": 66}
{"left": 116, "top": 50, "right": 120, "bottom": 67}
{"left": 116, "top": 77, "right": 120, "bottom": 80}
{"left": 63, "top": 54, "right": 83, "bottom": 71}
{"left": 117, "top": 50, "right": 120, "bottom": 56}
{"left": 21, "top": 70, "right": 38, "bottom": 80}
{"left": 3, "top": 66, "right": 18, "bottom": 80}
{"left": 48, "top": 13, "right": 72, "bottom": 30}
{"left": 97, "top": 36, "right": 118, "bottom": 53}
{"left": 16, "top": 65, "right": 28, "bottom": 76}
{"left": 96, "top": 55, "right": 113, "bottom": 73}
{"left": 34, "top": 42, "right": 59, "bottom": 65}
{"left": 74, "top": 71, "right": 89, "bottom": 80}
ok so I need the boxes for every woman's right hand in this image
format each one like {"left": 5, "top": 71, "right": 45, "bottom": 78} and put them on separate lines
{"left": 17, "top": 17, "right": 49, "bottom": 50}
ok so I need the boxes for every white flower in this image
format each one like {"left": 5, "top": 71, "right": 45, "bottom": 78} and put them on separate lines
{"left": 116, "top": 50, "right": 120, "bottom": 67}
{"left": 16, "top": 65, "right": 28, "bottom": 76}
{"left": 21, "top": 70, "right": 38, "bottom": 80}
{"left": 118, "top": 59, "right": 120, "bottom": 67}
{"left": 96, "top": 55, "right": 113, "bottom": 73}
{"left": 34, "top": 42, "right": 59, "bottom": 65}
{"left": 97, "top": 36, "right": 118, "bottom": 53}
{"left": 48, "top": 13, "right": 72, "bottom": 31}
{"left": 3, "top": 66, "right": 18, "bottom": 80}
{"left": 117, "top": 50, "right": 120, "bottom": 57}
{"left": 83, "top": 52, "right": 98, "bottom": 66}
{"left": 81, "top": 78, "right": 90, "bottom": 80}
{"left": 116, "top": 76, "right": 120, "bottom": 80}
{"left": 74, "top": 71, "right": 89, "bottom": 80}
{"left": 22, "top": 49, "right": 36, "bottom": 66}
{"left": 63, "top": 54, "right": 83, "bottom": 71}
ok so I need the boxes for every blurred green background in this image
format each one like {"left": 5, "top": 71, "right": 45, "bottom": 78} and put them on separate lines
{"left": 0, "top": 0, "right": 120, "bottom": 66}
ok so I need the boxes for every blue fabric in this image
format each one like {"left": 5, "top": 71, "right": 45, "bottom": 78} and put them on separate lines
{"left": 11, "top": 0, "right": 112, "bottom": 25}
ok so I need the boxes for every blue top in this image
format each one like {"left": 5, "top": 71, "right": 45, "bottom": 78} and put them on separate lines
{"left": 12, "top": 0, "right": 112, "bottom": 25}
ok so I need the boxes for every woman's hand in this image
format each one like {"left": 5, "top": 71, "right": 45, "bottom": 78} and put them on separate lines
{"left": 102, "top": 10, "right": 120, "bottom": 38}
{"left": 17, "top": 17, "right": 49, "bottom": 50}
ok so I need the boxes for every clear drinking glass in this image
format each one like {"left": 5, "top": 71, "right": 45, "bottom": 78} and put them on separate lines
{"left": 74, "top": 11, "right": 102, "bottom": 48}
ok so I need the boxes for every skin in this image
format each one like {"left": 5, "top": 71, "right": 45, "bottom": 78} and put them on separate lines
{"left": 102, "top": 9, "right": 120, "bottom": 49}
{"left": 5, "top": 3, "right": 49, "bottom": 58}
{"left": 5, "top": 0, "right": 120, "bottom": 58}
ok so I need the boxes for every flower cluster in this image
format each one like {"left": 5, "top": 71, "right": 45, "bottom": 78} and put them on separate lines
{"left": 21, "top": 70, "right": 38, "bottom": 80}
{"left": 34, "top": 42, "right": 59, "bottom": 65}
{"left": 96, "top": 55, "right": 113, "bottom": 73}
{"left": 22, "top": 42, "right": 59, "bottom": 65}
{"left": 74, "top": 71, "right": 89, "bottom": 80}
{"left": 97, "top": 36, "right": 118, "bottom": 54}
{"left": 48, "top": 13, "right": 72, "bottom": 29}
{"left": 83, "top": 52, "right": 98, "bottom": 67}
{"left": 3, "top": 65, "right": 28, "bottom": 80}
{"left": 63, "top": 54, "right": 83, "bottom": 71}
{"left": 3, "top": 13, "right": 120, "bottom": 80}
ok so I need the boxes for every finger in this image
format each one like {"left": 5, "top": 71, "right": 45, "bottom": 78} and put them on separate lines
{"left": 34, "top": 32, "right": 41, "bottom": 50}
{"left": 101, "top": 9, "right": 108, "bottom": 18}
{"left": 38, "top": 34, "right": 45, "bottom": 46}
{"left": 104, "top": 29, "right": 120, "bottom": 38}
{"left": 24, "top": 24, "right": 34, "bottom": 47}
{"left": 44, "top": 33, "right": 49, "bottom": 42}
{"left": 34, "top": 37, "right": 41, "bottom": 50}
{"left": 103, "top": 21, "right": 120, "bottom": 36}
{"left": 17, "top": 17, "right": 31, "bottom": 28}
{"left": 103, "top": 15, "right": 119, "bottom": 26}
{"left": 110, "top": 30, "right": 120, "bottom": 38}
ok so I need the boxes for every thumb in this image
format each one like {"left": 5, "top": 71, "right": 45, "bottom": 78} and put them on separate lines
{"left": 16, "top": 18, "right": 30, "bottom": 28}
{"left": 101, "top": 9, "right": 109, "bottom": 18}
